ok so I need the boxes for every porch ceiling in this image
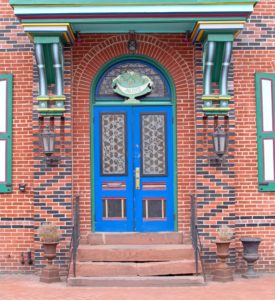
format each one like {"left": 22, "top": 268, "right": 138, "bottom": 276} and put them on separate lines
{"left": 10, "top": 0, "right": 258, "bottom": 34}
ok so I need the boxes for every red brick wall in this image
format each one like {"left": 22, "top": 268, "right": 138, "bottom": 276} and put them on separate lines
{"left": 0, "top": 0, "right": 34, "bottom": 272}
{"left": 193, "top": 0, "right": 275, "bottom": 272}
{"left": 1, "top": 0, "right": 275, "bottom": 274}
{"left": 194, "top": 42, "right": 237, "bottom": 268}
{"left": 234, "top": 0, "right": 275, "bottom": 272}
{"left": 0, "top": 0, "right": 73, "bottom": 274}
{"left": 72, "top": 33, "right": 196, "bottom": 238}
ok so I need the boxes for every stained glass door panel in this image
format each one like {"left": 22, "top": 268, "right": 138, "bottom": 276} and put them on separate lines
{"left": 94, "top": 106, "right": 174, "bottom": 232}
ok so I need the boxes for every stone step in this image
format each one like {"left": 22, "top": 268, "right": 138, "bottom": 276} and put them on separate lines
{"left": 67, "top": 275, "right": 204, "bottom": 287}
{"left": 76, "top": 260, "right": 199, "bottom": 277}
{"left": 87, "top": 232, "right": 184, "bottom": 245}
{"left": 78, "top": 244, "right": 194, "bottom": 262}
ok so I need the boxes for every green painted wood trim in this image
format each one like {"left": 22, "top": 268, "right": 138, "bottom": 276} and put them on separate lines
{"left": 212, "top": 42, "right": 224, "bottom": 83}
{"left": 199, "top": 29, "right": 242, "bottom": 44}
{"left": 96, "top": 97, "right": 171, "bottom": 101}
{"left": 30, "top": 33, "right": 71, "bottom": 45}
{"left": 90, "top": 54, "right": 178, "bottom": 231}
{"left": 21, "top": 17, "right": 246, "bottom": 25}
{"left": 34, "top": 36, "right": 61, "bottom": 44}
{"left": 73, "top": 28, "right": 192, "bottom": 34}
{"left": 43, "top": 44, "right": 55, "bottom": 85}
{"left": 207, "top": 33, "right": 234, "bottom": 42}
{"left": 204, "top": 112, "right": 229, "bottom": 116}
{"left": 9, "top": 0, "right": 258, "bottom": 6}
{"left": 93, "top": 102, "right": 172, "bottom": 106}
{"left": 12, "top": 4, "right": 256, "bottom": 20}
{"left": 202, "top": 107, "right": 230, "bottom": 111}
{"left": 255, "top": 72, "right": 275, "bottom": 192}
{"left": 20, "top": 18, "right": 248, "bottom": 36}
{"left": 0, "top": 74, "right": 13, "bottom": 193}
{"left": 9, "top": 0, "right": 259, "bottom": 6}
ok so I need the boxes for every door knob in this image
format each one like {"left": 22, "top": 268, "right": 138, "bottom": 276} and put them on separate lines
{"left": 135, "top": 167, "right": 140, "bottom": 190}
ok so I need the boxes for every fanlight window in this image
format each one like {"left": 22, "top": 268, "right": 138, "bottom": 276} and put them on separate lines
{"left": 95, "top": 60, "right": 171, "bottom": 102}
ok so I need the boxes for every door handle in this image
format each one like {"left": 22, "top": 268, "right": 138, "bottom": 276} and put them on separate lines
{"left": 135, "top": 167, "right": 140, "bottom": 190}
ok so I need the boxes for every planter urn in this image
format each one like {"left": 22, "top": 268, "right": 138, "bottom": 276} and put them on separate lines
{"left": 40, "top": 242, "right": 61, "bottom": 283}
{"left": 241, "top": 237, "right": 262, "bottom": 279}
{"left": 212, "top": 240, "right": 233, "bottom": 282}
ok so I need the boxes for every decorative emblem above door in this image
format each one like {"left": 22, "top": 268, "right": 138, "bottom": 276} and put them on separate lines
{"left": 112, "top": 71, "right": 153, "bottom": 102}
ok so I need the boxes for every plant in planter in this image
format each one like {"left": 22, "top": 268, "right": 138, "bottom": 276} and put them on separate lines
{"left": 217, "top": 224, "right": 234, "bottom": 242}
{"left": 212, "top": 224, "right": 234, "bottom": 282}
{"left": 38, "top": 223, "right": 61, "bottom": 283}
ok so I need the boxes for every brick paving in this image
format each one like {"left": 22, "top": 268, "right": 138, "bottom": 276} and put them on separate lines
{"left": 0, "top": 274, "right": 275, "bottom": 300}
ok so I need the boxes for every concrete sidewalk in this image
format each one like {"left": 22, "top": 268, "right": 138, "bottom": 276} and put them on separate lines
{"left": 0, "top": 274, "right": 275, "bottom": 300}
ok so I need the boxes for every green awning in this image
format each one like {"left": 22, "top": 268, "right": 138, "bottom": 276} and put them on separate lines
{"left": 10, "top": 0, "right": 258, "bottom": 34}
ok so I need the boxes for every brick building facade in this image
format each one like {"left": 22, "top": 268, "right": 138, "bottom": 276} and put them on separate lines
{"left": 0, "top": 0, "right": 275, "bottom": 280}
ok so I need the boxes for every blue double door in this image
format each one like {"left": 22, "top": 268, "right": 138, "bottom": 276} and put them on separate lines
{"left": 94, "top": 106, "right": 175, "bottom": 232}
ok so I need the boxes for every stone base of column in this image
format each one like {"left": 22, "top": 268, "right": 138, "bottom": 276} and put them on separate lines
{"left": 40, "top": 265, "right": 61, "bottom": 283}
{"left": 212, "top": 263, "right": 234, "bottom": 282}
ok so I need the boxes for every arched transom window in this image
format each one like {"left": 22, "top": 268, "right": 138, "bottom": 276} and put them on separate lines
{"left": 95, "top": 59, "right": 172, "bottom": 103}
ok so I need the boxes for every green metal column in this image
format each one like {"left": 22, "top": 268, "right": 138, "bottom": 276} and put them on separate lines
{"left": 34, "top": 43, "right": 48, "bottom": 97}
{"left": 204, "top": 41, "right": 216, "bottom": 96}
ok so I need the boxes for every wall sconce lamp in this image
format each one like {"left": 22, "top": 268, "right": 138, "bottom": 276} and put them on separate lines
{"left": 40, "top": 126, "right": 59, "bottom": 166}
{"left": 128, "top": 30, "right": 138, "bottom": 54}
{"left": 209, "top": 126, "right": 228, "bottom": 164}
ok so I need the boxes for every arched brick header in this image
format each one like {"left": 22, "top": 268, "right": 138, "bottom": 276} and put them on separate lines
{"left": 72, "top": 34, "right": 195, "bottom": 235}
{"left": 73, "top": 34, "right": 193, "bottom": 100}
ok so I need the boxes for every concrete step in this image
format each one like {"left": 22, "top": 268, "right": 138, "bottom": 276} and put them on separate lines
{"left": 78, "top": 244, "right": 194, "bottom": 262}
{"left": 76, "top": 260, "right": 199, "bottom": 277}
{"left": 68, "top": 275, "right": 204, "bottom": 287}
{"left": 87, "top": 232, "right": 183, "bottom": 245}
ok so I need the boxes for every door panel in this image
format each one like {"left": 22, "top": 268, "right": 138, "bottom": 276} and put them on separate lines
{"left": 94, "top": 106, "right": 133, "bottom": 232}
{"left": 94, "top": 106, "right": 174, "bottom": 232}
{"left": 133, "top": 107, "right": 174, "bottom": 232}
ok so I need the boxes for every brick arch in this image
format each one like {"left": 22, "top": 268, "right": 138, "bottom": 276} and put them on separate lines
{"left": 73, "top": 34, "right": 193, "bottom": 100}
{"left": 72, "top": 34, "right": 195, "bottom": 235}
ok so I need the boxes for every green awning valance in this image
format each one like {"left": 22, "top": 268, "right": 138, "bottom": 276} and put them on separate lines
{"left": 10, "top": 0, "right": 258, "bottom": 34}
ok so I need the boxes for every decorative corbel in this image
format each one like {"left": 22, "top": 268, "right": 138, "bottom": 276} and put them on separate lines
{"left": 22, "top": 23, "right": 75, "bottom": 116}
{"left": 191, "top": 21, "right": 245, "bottom": 116}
